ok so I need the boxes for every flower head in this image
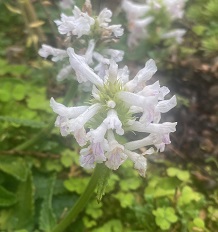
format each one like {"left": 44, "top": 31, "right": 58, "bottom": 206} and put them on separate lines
{"left": 50, "top": 48, "right": 177, "bottom": 176}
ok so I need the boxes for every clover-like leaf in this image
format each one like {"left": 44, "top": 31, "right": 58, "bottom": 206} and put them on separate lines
{"left": 153, "top": 207, "right": 178, "bottom": 230}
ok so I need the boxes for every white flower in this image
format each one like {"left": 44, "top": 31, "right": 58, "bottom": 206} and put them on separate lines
{"left": 50, "top": 53, "right": 177, "bottom": 176}
{"left": 105, "top": 131, "right": 127, "bottom": 170}
{"left": 67, "top": 48, "right": 104, "bottom": 86}
{"left": 163, "top": 0, "right": 185, "bottom": 20}
{"left": 97, "top": 8, "right": 112, "bottom": 27}
{"left": 125, "top": 150, "right": 147, "bottom": 177}
{"left": 38, "top": 44, "right": 67, "bottom": 62}
{"left": 54, "top": 6, "right": 95, "bottom": 37}
{"left": 161, "top": 29, "right": 186, "bottom": 44}
{"left": 80, "top": 147, "right": 96, "bottom": 169}
{"left": 50, "top": 97, "right": 88, "bottom": 117}
{"left": 127, "top": 17, "right": 154, "bottom": 46}
{"left": 103, "top": 109, "right": 124, "bottom": 135}
{"left": 125, "top": 59, "right": 157, "bottom": 91}
{"left": 59, "top": 0, "right": 74, "bottom": 10}
{"left": 57, "top": 65, "right": 73, "bottom": 81}
{"left": 107, "top": 25, "right": 124, "bottom": 37}
{"left": 122, "top": 0, "right": 150, "bottom": 20}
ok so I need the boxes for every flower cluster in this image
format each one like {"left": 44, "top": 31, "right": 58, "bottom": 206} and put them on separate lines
{"left": 38, "top": 3, "right": 124, "bottom": 82}
{"left": 50, "top": 48, "right": 177, "bottom": 177}
{"left": 121, "top": 0, "right": 186, "bottom": 46}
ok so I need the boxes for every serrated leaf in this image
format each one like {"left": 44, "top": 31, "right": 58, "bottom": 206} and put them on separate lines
{"left": 0, "top": 156, "right": 28, "bottom": 181}
{"left": 96, "top": 166, "right": 111, "bottom": 202}
{"left": 0, "top": 185, "right": 17, "bottom": 207}
{"left": 29, "top": 20, "right": 45, "bottom": 28}
{"left": 1, "top": 173, "right": 34, "bottom": 230}
{"left": 39, "top": 174, "right": 57, "bottom": 232}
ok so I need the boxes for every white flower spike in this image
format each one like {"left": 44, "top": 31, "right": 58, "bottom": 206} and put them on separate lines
{"left": 51, "top": 47, "right": 177, "bottom": 177}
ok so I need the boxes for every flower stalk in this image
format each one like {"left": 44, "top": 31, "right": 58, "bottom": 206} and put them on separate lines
{"left": 51, "top": 163, "right": 104, "bottom": 232}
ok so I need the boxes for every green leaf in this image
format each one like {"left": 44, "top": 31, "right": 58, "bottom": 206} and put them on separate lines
{"left": 92, "top": 219, "right": 123, "bottom": 232}
{"left": 145, "top": 176, "right": 179, "bottom": 198}
{"left": 96, "top": 165, "right": 111, "bottom": 202}
{"left": 113, "top": 192, "right": 134, "bottom": 208}
{"left": 0, "top": 116, "right": 46, "bottom": 128}
{"left": 178, "top": 186, "right": 203, "bottom": 206}
{"left": 85, "top": 200, "right": 103, "bottom": 219}
{"left": 0, "top": 156, "right": 28, "bottom": 181}
{"left": 0, "top": 173, "right": 35, "bottom": 230}
{"left": 39, "top": 174, "right": 57, "bottom": 232}
{"left": 153, "top": 207, "right": 178, "bottom": 230}
{"left": 120, "top": 178, "right": 141, "bottom": 191}
{"left": 0, "top": 185, "right": 17, "bottom": 206}
{"left": 193, "top": 218, "right": 205, "bottom": 228}
{"left": 64, "top": 177, "right": 89, "bottom": 194}
{"left": 12, "top": 84, "right": 26, "bottom": 101}
{"left": 167, "top": 167, "right": 190, "bottom": 181}
{"left": 60, "top": 153, "right": 73, "bottom": 168}
{"left": 0, "top": 88, "right": 11, "bottom": 102}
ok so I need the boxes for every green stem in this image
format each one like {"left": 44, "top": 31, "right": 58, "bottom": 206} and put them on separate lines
{"left": 13, "top": 82, "right": 78, "bottom": 151}
{"left": 51, "top": 164, "right": 104, "bottom": 232}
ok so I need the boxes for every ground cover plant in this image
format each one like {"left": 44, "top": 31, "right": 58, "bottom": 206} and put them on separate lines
{"left": 0, "top": 0, "right": 218, "bottom": 232}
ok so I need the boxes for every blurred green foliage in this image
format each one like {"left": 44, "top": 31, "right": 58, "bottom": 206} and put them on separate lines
{"left": 0, "top": 0, "right": 218, "bottom": 232}
{"left": 183, "top": 0, "right": 218, "bottom": 58}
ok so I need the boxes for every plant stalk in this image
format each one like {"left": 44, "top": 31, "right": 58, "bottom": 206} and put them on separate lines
{"left": 51, "top": 164, "right": 104, "bottom": 232}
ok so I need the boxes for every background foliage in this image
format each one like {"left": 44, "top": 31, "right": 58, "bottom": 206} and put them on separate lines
{"left": 0, "top": 0, "right": 217, "bottom": 231}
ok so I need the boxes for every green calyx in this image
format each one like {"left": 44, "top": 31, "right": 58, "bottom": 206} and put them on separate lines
{"left": 91, "top": 80, "right": 133, "bottom": 129}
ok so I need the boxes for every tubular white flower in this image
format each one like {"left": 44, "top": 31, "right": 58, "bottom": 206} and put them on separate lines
{"left": 50, "top": 97, "right": 88, "bottom": 117}
{"left": 54, "top": 7, "right": 95, "bottom": 37}
{"left": 128, "top": 121, "right": 177, "bottom": 134}
{"left": 103, "top": 109, "right": 124, "bottom": 135}
{"left": 87, "top": 123, "right": 108, "bottom": 143}
{"left": 67, "top": 48, "right": 104, "bottom": 86}
{"left": 105, "top": 131, "right": 127, "bottom": 170}
{"left": 57, "top": 65, "right": 73, "bottom": 82}
{"left": 125, "top": 149, "right": 147, "bottom": 177}
{"left": 80, "top": 147, "right": 95, "bottom": 169}
{"left": 74, "top": 127, "right": 88, "bottom": 146}
{"left": 161, "top": 29, "right": 186, "bottom": 44}
{"left": 122, "top": 0, "right": 150, "bottom": 20}
{"left": 125, "top": 59, "right": 157, "bottom": 91}
{"left": 118, "top": 66, "right": 129, "bottom": 84}
{"left": 137, "top": 81, "right": 160, "bottom": 97}
{"left": 91, "top": 141, "right": 107, "bottom": 163}
{"left": 84, "top": 39, "right": 96, "bottom": 65}
{"left": 106, "top": 60, "right": 118, "bottom": 83}
{"left": 163, "top": 0, "right": 185, "bottom": 20}
{"left": 38, "top": 44, "right": 67, "bottom": 62}
{"left": 97, "top": 8, "right": 112, "bottom": 27}
{"left": 127, "top": 17, "right": 154, "bottom": 47}
{"left": 69, "top": 103, "right": 102, "bottom": 132}
{"left": 124, "top": 134, "right": 160, "bottom": 151}
{"left": 156, "top": 95, "right": 177, "bottom": 113}
{"left": 55, "top": 116, "right": 70, "bottom": 136}
{"left": 107, "top": 25, "right": 124, "bottom": 37}
{"left": 118, "top": 91, "right": 157, "bottom": 109}
{"left": 104, "top": 49, "right": 124, "bottom": 63}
